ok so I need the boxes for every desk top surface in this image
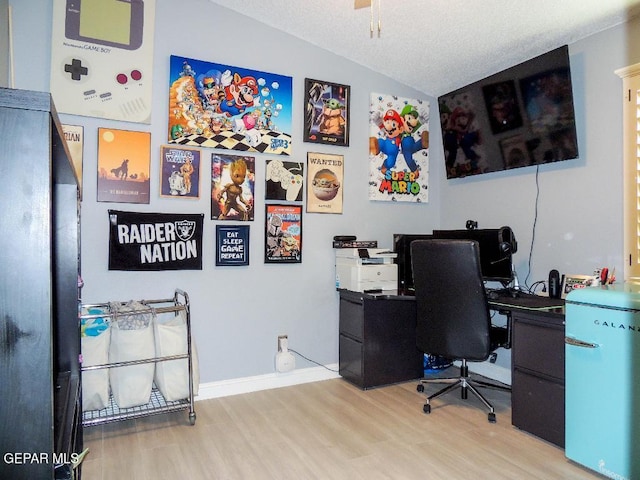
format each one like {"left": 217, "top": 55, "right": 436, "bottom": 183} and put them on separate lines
{"left": 486, "top": 289, "right": 564, "bottom": 313}
{"left": 338, "top": 288, "right": 565, "bottom": 316}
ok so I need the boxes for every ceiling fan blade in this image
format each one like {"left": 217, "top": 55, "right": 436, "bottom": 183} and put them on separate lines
{"left": 354, "top": 0, "right": 371, "bottom": 9}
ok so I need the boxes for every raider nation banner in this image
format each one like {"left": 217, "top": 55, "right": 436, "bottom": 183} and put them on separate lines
{"left": 108, "top": 210, "right": 204, "bottom": 271}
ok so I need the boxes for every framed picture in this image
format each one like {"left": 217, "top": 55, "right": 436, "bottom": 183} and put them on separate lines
{"left": 482, "top": 80, "right": 523, "bottom": 134}
{"left": 211, "top": 153, "right": 255, "bottom": 221}
{"left": 216, "top": 225, "right": 250, "bottom": 266}
{"left": 97, "top": 128, "right": 151, "bottom": 204}
{"left": 303, "top": 78, "right": 350, "bottom": 146}
{"left": 306, "top": 152, "right": 343, "bottom": 214}
{"left": 168, "top": 55, "right": 293, "bottom": 155}
{"left": 265, "top": 204, "right": 302, "bottom": 264}
{"left": 159, "top": 146, "right": 201, "bottom": 198}
{"left": 265, "top": 159, "right": 304, "bottom": 202}
{"left": 61, "top": 124, "right": 84, "bottom": 199}
{"left": 500, "top": 135, "right": 531, "bottom": 170}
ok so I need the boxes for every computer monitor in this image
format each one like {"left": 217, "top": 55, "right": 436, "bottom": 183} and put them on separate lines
{"left": 431, "top": 227, "right": 517, "bottom": 285}
{"left": 393, "top": 233, "right": 433, "bottom": 292}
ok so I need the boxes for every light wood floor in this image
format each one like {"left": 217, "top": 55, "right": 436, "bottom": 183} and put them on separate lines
{"left": 82, "top": 378, "right": 601, "bottom": 479}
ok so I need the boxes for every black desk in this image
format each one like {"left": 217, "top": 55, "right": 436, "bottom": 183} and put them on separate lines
{"left": 338, "top": 288, "right": 566, "bottom": 447}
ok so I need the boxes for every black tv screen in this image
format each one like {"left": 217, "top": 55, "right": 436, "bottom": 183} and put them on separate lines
{"left": 438, "top": 45, "right": 578, "bottom": 179}
{"left": 431, "top": 228, "right": 516, "bottom": 285}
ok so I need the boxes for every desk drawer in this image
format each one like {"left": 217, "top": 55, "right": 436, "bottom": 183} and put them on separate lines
{"left": 339, "top": 333, "right": 363, "bottom": 387}
{"left": 512, "top": 314, "right": 564, "bottom": 381}
{"left": 339, "top": 296, "right": 365, "bottom": 341}
{"left": 512, "top": 369, "right": 565, "bottom": 447}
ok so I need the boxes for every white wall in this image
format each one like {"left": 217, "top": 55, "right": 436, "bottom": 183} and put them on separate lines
{"left": 9, "top": 0, "right": 640, "bottom": 388}
{"left": 8, "top": 0, "right": 441, "bottom": 385}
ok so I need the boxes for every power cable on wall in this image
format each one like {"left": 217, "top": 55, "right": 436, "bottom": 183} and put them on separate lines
{"left": 289, "top": 348, "right": 339, "bottom": 373}
{"left": 523, "top": 166, "right": 540, "bottom": 291}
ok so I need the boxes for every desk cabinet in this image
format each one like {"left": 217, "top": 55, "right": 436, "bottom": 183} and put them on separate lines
{"left": 511, "top": 310, "right": 565, "bottom": 447}
{"left": 338, "top": 290, "right": 423, "bottom": 389}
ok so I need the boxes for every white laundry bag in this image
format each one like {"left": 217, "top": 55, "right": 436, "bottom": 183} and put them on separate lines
{"left": 80, "top": 311, "right": 111, "bottom": 411}
{"left": 108, "top": 301, "right": 155, "bottom": 408}
{"left": 153, "top": 309, "right": 199, "bottom": 401}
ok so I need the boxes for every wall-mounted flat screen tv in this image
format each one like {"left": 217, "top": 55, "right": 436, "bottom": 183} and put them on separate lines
{"left": 438, "top": 45, "right": 578, "bottom": 179}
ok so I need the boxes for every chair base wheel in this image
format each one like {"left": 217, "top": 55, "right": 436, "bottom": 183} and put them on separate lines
{"left": 423, "top": 404, "right": 431, "bottom": 414}
{"left": 417, "top": 384, "right": 425, "bottom": 393}
{"left": 488, "top": 412, "right": 496, "bottom": 423}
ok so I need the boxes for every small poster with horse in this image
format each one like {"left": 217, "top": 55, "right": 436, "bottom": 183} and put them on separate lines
{"left": 97, "top": 128, "right": 151, "bottom": 204}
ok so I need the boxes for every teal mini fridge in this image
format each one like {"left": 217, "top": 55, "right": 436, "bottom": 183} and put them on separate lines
{"left": 565, "top": 284, "right": 640, "bottom": 479}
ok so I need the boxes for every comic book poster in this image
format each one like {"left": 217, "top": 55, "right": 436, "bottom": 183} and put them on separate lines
{"left": 265, "top": 159, "right": 304, "bottom": 202}
{"left": 211, "top": 153, "right": 255, "bottom": 221}
{"left": 168, "top": 55, "right": 293, "bottom": 156}
{"left": 160, "top": 146, "right": 201, "bottom": 199}
{"left": 265, "top": 204, "right": 302, "bottom": 264}
{"left": 303, "top": 78, "right": 350, "bottom": 146}
{"left": 306, "top": 152, "right": 343, "bottom": 214}
{"left": 97, "top": 128, "right": 151, "bottom": 204}
{"left": 369, "top": 93, "right": 430, "bottom": 203}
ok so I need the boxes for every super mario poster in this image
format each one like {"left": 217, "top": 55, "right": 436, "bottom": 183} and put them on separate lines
{"left": 168, "top": 55, "right": 293, "bottom": 156}
{"left": 369, "top": 93, "right": 430, "bottom": 203}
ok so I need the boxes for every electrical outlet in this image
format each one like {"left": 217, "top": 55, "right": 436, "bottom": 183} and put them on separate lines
{"left": 277, "top": 334, "right": 288, "bottom": 352}
{"left": 275, "top": 334, "right": 294, "bottom": 372}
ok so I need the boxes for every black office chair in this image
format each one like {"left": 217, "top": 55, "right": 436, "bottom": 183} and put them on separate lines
{"left": 411, "top": 239, "right": 510, "bottom": 422}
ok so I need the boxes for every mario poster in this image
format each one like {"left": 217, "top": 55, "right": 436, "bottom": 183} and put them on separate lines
{"left": 168, "top": 55, "right": 293, "bottom": 155}
{"left": 369, "top": 93, "right": 430, "bottom": 202}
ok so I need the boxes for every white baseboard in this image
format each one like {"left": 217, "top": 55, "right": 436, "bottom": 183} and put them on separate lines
{"left": 195, "top": 363, "right": 340, "bottom": 401}
{"left": 192, "top": 360, "right": 510, "bottom": 402}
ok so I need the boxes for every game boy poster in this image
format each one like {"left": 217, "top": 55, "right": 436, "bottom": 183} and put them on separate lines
{"left": 50, "top": 0, "right": 156, "bottom": 123}
{"left": 369, "top": 93, "right": 430, "bottom": 203}
{"left": 168, "top": 55, "right": 293, "bottom": 156}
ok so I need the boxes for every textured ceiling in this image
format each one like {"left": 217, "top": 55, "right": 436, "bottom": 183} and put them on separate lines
{"left": 208, "top": 0, "right": 640, "bottom": 96}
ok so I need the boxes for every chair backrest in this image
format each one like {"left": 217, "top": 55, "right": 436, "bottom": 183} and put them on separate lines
{"left": 411, "top": 239, "right": 492, "bottom": 362}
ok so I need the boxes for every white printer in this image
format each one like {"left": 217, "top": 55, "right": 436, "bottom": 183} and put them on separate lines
{"left": 335, "top": 248, "right": 397, "bottom": 292}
